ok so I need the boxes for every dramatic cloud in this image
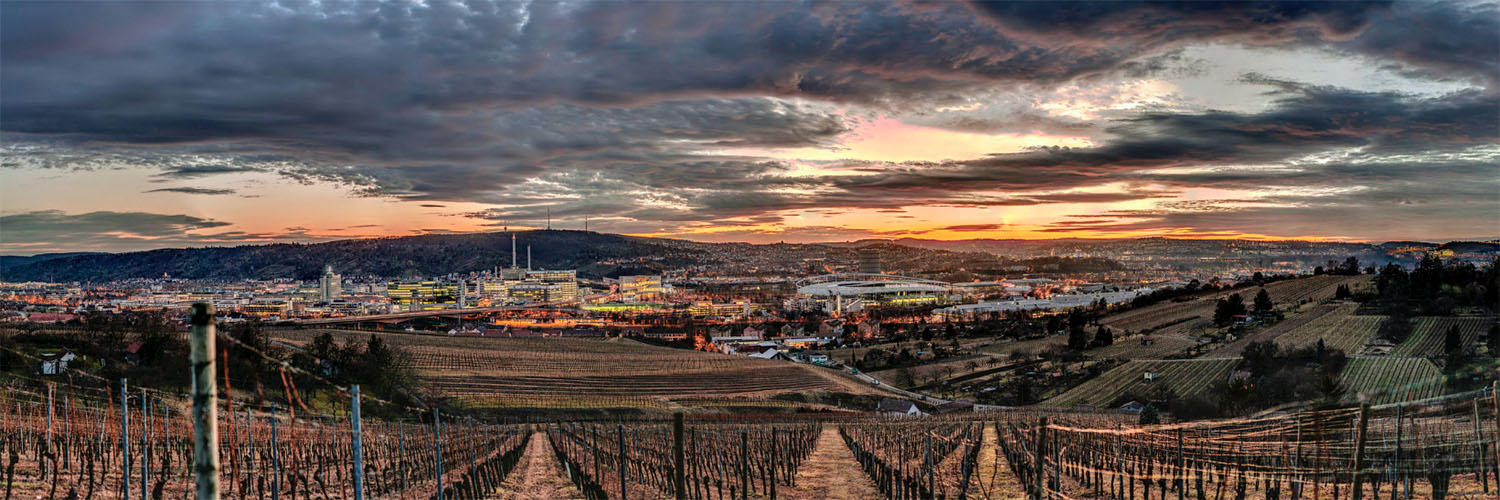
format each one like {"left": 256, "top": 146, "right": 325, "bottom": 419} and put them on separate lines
{"left": 1, "top": 0, "right": 1495, "bottom": 250}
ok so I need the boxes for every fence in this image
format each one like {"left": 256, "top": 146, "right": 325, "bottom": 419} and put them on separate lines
{"left": 997, "top": 386, "right": 1500, "bottom": 500}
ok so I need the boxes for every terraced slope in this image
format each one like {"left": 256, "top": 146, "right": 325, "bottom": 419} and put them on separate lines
{"left": 1339, "top": 357, "right": 1444, "bottom": 405}
{"left": 1270, "top": 303, "right": 1384, "bottom": 353}
{"left": 1391, "top": 317, "right": 1494, "bottom": 357}
{"left": 1101, "top": 275, "right": 1369, "bottom": 335}
{"left": 1042, "top": 358, "right": 1241, "bottom": 408}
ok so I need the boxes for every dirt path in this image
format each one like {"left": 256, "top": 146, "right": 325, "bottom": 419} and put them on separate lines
{"left": 967, "top": 422, "right": 1027, "bottom": 500}
{"left": 779, "top": 424, "right": 883, "bottom": 500}
{"left": 490, "top": 432, "right": 585, "bottom": 500}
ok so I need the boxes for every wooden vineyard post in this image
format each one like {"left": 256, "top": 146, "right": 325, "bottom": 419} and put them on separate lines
{"left": 617, "top": 425, "right": 627, "bottom": 500}
{"left": 140, "top": 389, "right": 148, "bottom": 500}
{"left": 121, "top": 378, "right": 130, "bottom": 500}
{"left": 270, "top": 405, "right": 280, "bottom": 500}
{"left": 189, "top": 302, "right": 221, "bottom": 500}
{"left": 351, "top": 386, "right": 365, "bottom": 500}
{"left": 1352, "top": 403, "right": 1370, "bottom": 500}
{"left": 1177, "top": 428, "right": 1185, "bottom": 500}
{"left": 1032, "top": 417, "right": 1047, "bottom": 500}
{"left": 673, "top": 413, "right": 686, "bottom": 500}
{"left": 740, "top": 431, "right": 749, "bottom": 500}
{"left": 433, "top": 409, "right": 443, "bottom": 500}
{"left": 1492, "top": 381, "right": 1500, "bottom": 491}
{"left": 769, "top": 427, "right": 778, "bottom": 500}
{"left": 1474, "top": 398, "right": 1488, "bottom": 492}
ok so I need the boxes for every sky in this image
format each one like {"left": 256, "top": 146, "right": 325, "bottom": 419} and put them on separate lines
{"left": 1, "top": 0, "right": 1497, "bottom": 254}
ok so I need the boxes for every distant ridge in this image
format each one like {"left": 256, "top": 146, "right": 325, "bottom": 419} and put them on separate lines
{"left": 2, "top": 231, "right": 1494, "bottom": 283}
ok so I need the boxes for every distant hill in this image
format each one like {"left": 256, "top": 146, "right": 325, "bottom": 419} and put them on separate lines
{"left": 4, "top": 231, "right": 1492, "bottom": 283}
{"left": 0, "top": 252, "right": 105, "bottom": 271}
{"left": 0, "top": 231, "right": 984, "bottom": 282}
{"left": 0, "top": 231, "right": 696, "bottom": 282}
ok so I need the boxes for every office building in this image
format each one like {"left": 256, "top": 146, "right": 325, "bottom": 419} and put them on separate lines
{"left": 318, "top": 265, "right": 342, "bottom": 302}
{"left": 387, "top": 281, "right": 460, "bottom": 311}
{"left": 616, "top": 275, "right": 667, "bottom": 302}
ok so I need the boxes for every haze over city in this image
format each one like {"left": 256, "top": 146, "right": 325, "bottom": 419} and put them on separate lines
{"left": 3, "top": 1, "right": 1497, "bottom": 254}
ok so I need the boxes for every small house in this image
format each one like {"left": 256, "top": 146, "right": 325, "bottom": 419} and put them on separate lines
{"left": 122, "top": 341, "right": 145, "bottom": 365}
{"left": 749, "top": 348, "right": 790, "bottom": 361}
{"left": 1143, "top": 369, "right": 1159, "bottom": 383}
{"left": 1119, "top": 400, "right": 1147, "bottom": 413}
{"left": 39, "top": 350, "right": 77, "bottom": 376}
{"left": 877, "top": 398, "right": 923, "bottom": 417}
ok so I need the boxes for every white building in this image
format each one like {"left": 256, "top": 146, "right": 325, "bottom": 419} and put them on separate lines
{"left": 318, "top": 265, "right": 342, "bottom": 302}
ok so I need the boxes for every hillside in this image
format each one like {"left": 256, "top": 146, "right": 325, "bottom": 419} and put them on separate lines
{"left": 0, "top": 230, "right": 1093, "bottom": 283}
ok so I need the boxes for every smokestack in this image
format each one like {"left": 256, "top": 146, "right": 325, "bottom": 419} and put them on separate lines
{"left": 527, "top": 245, "right": 532, "bottom": 271}
{"left": 511, "top": 233, "right": 517, "bottom": 270}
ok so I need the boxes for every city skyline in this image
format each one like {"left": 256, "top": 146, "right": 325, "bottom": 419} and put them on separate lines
{"left": 3, "top": 1, "right": 1498, "bottom": 254}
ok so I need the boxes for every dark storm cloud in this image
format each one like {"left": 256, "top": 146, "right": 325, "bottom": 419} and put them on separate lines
{"left": 156, "top": 165, "right": 262, "bottom": 179}
{"left": 0, "top": 210, "right": 343, "bottom": 253}
{"left": 1, "top": 0, "right": 1496, "bottom": 243}
{"left": 813, "top": 83, "right": 1498, "bottom": 198}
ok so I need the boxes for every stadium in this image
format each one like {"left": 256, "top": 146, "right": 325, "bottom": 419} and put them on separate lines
{"left": 794, "top": 273, "right": 952, "bottom": 313}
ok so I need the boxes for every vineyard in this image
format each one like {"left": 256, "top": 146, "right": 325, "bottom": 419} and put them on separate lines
{"left": 273, "top": 330, "right": 880, "bottom": 411}
{"left": 0, "top": 384, "right": 531, "bottom": 500}
{"left": 1268, "top": 302, "right": 1384, "bottom": 354}
{"left": 999, "top": 386, "right": 1500, "bottom": 500}
{"left": 1391, "top": 316, "right": 1495, "bottom": 357}
{"left": 1339, "top": 357, "right": 1445, "bottom": 404}
{"left": 1101, "top": 275, "right": 1369, "bottom": 335}
{"left": 5, "top": 377, "right": 1500, "bottom": 500}
{"left": 1041, "top": 358, "right": 1241, "bottom": 409}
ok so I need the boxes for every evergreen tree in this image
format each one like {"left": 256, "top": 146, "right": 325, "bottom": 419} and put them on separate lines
{"left": 1334, "top": 284, "right": 1352, "bottom": 300}
{"left": 1253, "top": 288, "right": 1274, "bottom": 314}
{"left": 1444, "top": 325, "right": 1463, "bottom": 354}
{"left": 1139, "top": 404, "right": 1160, "bottom": 425}
{"left": 1068, "top": 313, "right": 1089, "bottom": 350}
{"left": 1213, "top": 293, "right": 1247, "bottom": 326}
{"left": 1093, "top": 325, "right": 1114, "bottom": 347}
{"left": 1487, "top": 325, "right": 1500, "bottom": 354}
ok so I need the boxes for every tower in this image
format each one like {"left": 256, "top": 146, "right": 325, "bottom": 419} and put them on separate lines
{"left": 527, "top": 245, "right": 532, "bottom": 271}
{"left": 318, "top": 265, "right": 342, "bottom": 302}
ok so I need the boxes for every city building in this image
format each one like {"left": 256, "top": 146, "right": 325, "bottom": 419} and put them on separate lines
{"left": 387, "top": 281, "right": 460, "bottom": 311}
{"left": 616, "top": 275, "right": 667, "bottom": 302}
{"left": 525, "top": 269, "right": 578, "bottom": 302}
{"left": 318, "top": 265, "right": 342, "bottom": 302}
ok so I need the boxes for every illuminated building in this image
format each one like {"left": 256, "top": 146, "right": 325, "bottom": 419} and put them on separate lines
{"left": 506, "top": 283, "right": 559, "bottom": 303}
{"left": 242, "top": 299, "right": 291, "bottom": 317}
{"left": 526, "top": 269, "right": 578, "bottom": 302}
{"left": 795, "top": 273, "right": 950, "bottom": 314}
{"left": 616, "top": 275, "right": 667, "bottom": 302}
{"left": 318, "top": 265, "right": 342, "bottom": 302}
{"left": 387, "top": 281, "right": 460, "bottom": 311}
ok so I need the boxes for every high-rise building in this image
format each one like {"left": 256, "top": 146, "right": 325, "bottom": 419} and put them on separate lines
{"left": 318, "top": 265, "right": 342, "bottom": 302}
